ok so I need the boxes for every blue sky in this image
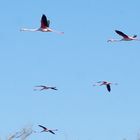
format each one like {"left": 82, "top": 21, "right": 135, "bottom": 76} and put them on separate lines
{"left": 0, "top": 0, "right": 140, "bottom": 140}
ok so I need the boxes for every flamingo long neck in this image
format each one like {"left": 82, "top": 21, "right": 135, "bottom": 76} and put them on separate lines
{"left": 107, "top": 39, "right": 121, "bottom": 42}
{"left": 20, "top": 28, "right": 39, "bottom": 32}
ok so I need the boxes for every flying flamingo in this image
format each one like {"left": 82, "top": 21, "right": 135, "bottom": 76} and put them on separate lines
{"left": 93, "top": 81, "right": 118, "bottom": 92}
{"left": 107, "top": 30, "right": 139, "bottom": 42}
{"left": 34, "top": 85, "right": 58, "bottom": 91}
{"left": 20, "top": 14, "right": 64, "bottom": 34}
{"left": 38, "top": 125, "right": 58, "bottom": 134}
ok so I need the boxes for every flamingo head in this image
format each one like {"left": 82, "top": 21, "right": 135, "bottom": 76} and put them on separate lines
{"left": 133, "top": 35, "right": 137, "bottom": 38}
{"left": 107, "top": 39, "right": 118, "bottom": 42}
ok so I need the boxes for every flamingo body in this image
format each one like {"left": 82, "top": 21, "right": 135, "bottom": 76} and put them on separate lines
{"left": 38, "top": 125, "right": 58, "bottom": 134}
{"left": 108, "top": 30, "right": 139, "bottom": 42}
{"left": 20, "top": 14, "right": 64, "bottom": 34}
{"left": 99, "top": 81, "right": 111, "bottom": 92}
{"left": 34, "top": 85, "right": 58, "bottom": 91}
{"left": 93, "top": 81, "right": 117, "bottom": 92}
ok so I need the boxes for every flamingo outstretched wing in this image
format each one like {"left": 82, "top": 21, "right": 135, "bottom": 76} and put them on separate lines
{"left": 38, "top": 125, "right": 47, "bottom": 130}
{"left": 106, "top": 84, "right": 111, "bottom": 92}
{"left": 35, "top": 85, "right": 46, "bottom": 88}
{"left": 48, "top": 130, "right": 55, "bottom": 134}
{"left": 115, "top": 30, "right": 129, "bottom": 38}
{"left": 97, "top": 81, "right": 103, "bottom": 83}
{"left": 50, "top": 87, "right": 58, "bottom": 90}
{"left": 41, "top": 14, "right": 50, "bottom": 28}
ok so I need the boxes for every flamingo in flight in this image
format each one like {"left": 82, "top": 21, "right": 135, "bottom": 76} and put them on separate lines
{"left": 38, "top": 125, "right": 58, "bottom": 134}
{"left": 34, "top": 85, "right": 58, "bottom": 91}
{"left": 20, "top": 14, "right": 64, "bottom": 34}
{"left": 108, "top": 30, "right": 139, "bottom": 42}
{"left": 93, "top": 81, "right": 118, "bottom": 92}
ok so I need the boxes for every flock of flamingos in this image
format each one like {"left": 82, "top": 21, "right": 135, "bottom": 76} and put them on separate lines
{"left": 9, "top": 14, "right": 139, "bottom": 138}
{"left": 20, "top": 14, "right": 139, "bottom": 93}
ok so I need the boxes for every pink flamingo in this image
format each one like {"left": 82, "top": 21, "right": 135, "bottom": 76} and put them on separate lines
{"left": 20, "top": 14, "right": 64, "bottom": 34}
{"left": 93, "top": 81, "right": 118, "bottom": 92}
{"left": 38, "top": 125, "right": 58, "bottom": 134}
{"left": 108, "top": 30, "right": 139, "bottom": 42}
{"left": 34, "top": 85, "right": 58, "bottom": 91}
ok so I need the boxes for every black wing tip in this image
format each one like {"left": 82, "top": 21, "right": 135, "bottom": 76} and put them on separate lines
{"left": 115, "top": 30, "right": 121, "bottom": 33}
{"left": 35, "top": 85, "right": 45, "bottom": 87}
{"left": 38, "top": 125, "right": 47, "bottom": 130}
{"left": 42, "top": 14, "right": 46, "bottom": 17}
{"left": 106, "top": 85, "right": 111, "bottom": 92}
{"left": 41, "top": 14, "right": 47, "bottom": 20}
{"left": 49, "top": 130, "right": 55, "bottom": 134}
{"left": 53, "top": 88, "right": 58, "bottom": 90}
{"left": 38, "top": 124, "right": 44, "bottom": 127}
{"left": 107, "top": 88, "right": 111, "bottom": 92}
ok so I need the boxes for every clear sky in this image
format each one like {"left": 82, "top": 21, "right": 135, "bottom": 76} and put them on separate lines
{"left": 0, "top": 0, "right": 140, "bottom": 140}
